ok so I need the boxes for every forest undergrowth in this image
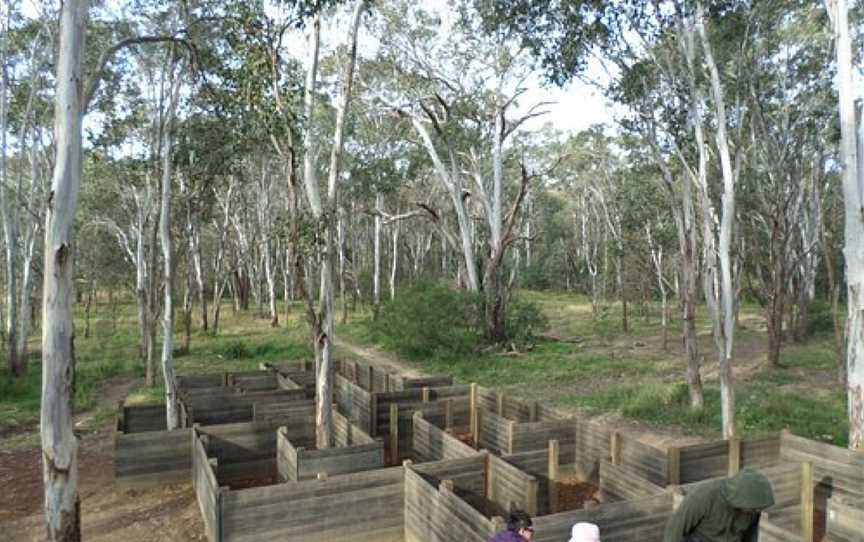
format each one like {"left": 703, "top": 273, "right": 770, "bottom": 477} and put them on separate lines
{"left": 0, "top": 290, "right": 847, "bottom": 449}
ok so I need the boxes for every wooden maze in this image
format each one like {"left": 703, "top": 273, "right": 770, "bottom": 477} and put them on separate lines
{"left": 114, "top": 359, "right": 864, "bottom": 542}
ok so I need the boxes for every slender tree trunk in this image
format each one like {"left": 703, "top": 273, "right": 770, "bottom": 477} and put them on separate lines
{"left": 300, "top": 1, "right": 364, "bottom": 449}
{"left": 159, "top": 56, "right": 182, "bottom": 431}
{"left": 389, "top": 222, "right": 399, "bottom": 301}
{"left": 373, "top": 192, "right": 382, "bottom": 319}
{"left": 827, "top": 0, "right": 864, "bottom": 449}
{"left": 698, "top": 8, "right": 737, "bottom": 439}
{"left": 84, "top": 280, "right": 94, "bottom": 339}
{"left": 0, "top": 23, "right": 20, "bottom": 376}
{"left": 41, "top": 0, "right": 87, "bottom": 537}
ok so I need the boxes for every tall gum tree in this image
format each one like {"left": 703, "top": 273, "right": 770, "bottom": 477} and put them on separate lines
{"left": 300, "top": 0, "right": 365, "bottom": 448}
{"left": 826, "top": 0, "right": 864, "bottom": 450}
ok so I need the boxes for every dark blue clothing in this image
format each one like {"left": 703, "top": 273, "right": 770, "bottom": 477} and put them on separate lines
{"left": 487, "top": 531, "right": 529, "bottom": 542}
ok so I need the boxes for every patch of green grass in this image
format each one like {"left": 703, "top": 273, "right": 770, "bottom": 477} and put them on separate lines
{"left": 779, "top": 338, "right": 836, "bottom": 370}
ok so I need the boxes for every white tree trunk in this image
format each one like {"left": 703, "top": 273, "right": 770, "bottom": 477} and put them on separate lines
{"left": 697, "top": 5, "right": 737, "bottom": 439}
{"left": 0, "top": 14, "right": 20, "bottom": 376}
{"left": 373, "top": 192, "right": 382, "bottom": 316}
{"left": 301, "top": 1, "right": 364, "bottom": 449}
{"left": 41, "top": 0, "right": 87, "bottom": 538}
{"left": 390, "top": 222, "right": 399, "bottom": 300}
{"left": 827, "top": 0, "right": 864, "bottom": 450}
{"left": 159, "top": 56, "right": 182, "bottom": 431}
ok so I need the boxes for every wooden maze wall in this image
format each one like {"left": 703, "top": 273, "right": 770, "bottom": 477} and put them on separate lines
{"left": 114, "top": 362, "right": 864, "bottom": 542}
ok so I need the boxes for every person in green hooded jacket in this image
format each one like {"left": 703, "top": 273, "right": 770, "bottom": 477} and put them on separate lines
{"left": 664, "top": 468, "right": 775, "bottom": 542}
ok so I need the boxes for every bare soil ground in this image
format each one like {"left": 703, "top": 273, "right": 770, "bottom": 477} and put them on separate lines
{"left": 0, "top": 378, "right": 204, "bottom": 542}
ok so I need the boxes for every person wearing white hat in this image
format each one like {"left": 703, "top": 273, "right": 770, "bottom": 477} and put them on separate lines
{"left": 568, "top": 522, "right": 600, "bottom": 542}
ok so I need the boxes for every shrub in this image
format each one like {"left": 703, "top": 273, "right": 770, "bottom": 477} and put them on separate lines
{"left": 370, "top": 281, "right": 481, "bottom": 359}
{"left": 221, "top": 340, "right": 249, "bottom": 360}
{"left": 505, "top": 297, "right": 549, "bottom": 350}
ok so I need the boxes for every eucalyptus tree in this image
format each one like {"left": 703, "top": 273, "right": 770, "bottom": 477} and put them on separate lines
{"left": 0, "top": 2, "right": 53, "bottom": 375}
{"left": 368, "top": 0, "right": 550, "bottom": 342}
{"left": 825, "top": 0, "right": 864, "bottom": 450}
{"left": 299, "top": 0, "right": 366, "bottom": 447}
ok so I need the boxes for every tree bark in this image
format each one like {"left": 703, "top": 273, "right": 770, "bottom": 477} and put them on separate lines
{"left": 0, "top": 15, "right": 20, "bottom": 376}
{"left": 159, "top": 52, "right": 182, "bottom": 431}
{"left": 300, "top": 1, "right": 364, "bottom": 449}
{"left": 826, "top": 0, "right": 864, "bottom": 450}
{"left": 41, "top": 0, "right": 87, "bottom": 538}
{"left": 373, "top": 192, "right": 382, "bottom": 319}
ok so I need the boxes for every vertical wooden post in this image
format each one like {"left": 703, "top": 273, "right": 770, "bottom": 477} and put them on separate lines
{"left": 422, "top": 387, "right": 430, "bottom": 403}
{"left": 496, "top": 391, "right": 505, "bottom": 417}
{"left": 116, "top": 400, "right": 125, "bottom": 432}
{"left": 390, "top": 402, "right": 399, "bottom": 464}
{"left": 610, "top": 432, "right": 622, "bottom": 466}
{"left": 470, "top": 383, "right": 478, "bottom": 443}
{"left": 801, "top": 462, "right": 814, "bottom": 542}
{"left": 222, "top": 371, "right": 229, "bottom": 386}
{"left": 549, "top": 439, "right": 559, "bottom": 514}
{"left": 370, "top": 393, "right": 378, "bottom": 436}
{"left": 385, "top": 373, "right": 391, "bottom": 392}
{"left": 508, "top": 420, "right": 516, "bottom": 455}
{"left": 728, "top": 437, "right": 741, "bottom": 476}
{"left": 444, "top": 399, "right": 453, "bottom": 432}
{"left": 667, "top": 446, "right": 681, "bottom": 485}
{"left": 485, "top": 453, "right": 494, "bottom": 502}
{"left": 351, "top": 361, "right": 358, "bottom": 384}
{"left": 368, "top": 365, "right": 374, "bottom": 392}
{"left": 529, "top": 401, "right": 538, "bottom": 422}
{"left": 526, "top": 477, "right": 539, "bottom": 516}
{"left": 474, "top": 408, "right": 482, "bottom": 449}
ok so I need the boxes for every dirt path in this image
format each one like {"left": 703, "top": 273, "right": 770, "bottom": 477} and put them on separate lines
{"left": 334, "top": 337, "right": 428, "bottom": 378}
{"left": 0, "top": 378, "right": 204, "bottom": 542}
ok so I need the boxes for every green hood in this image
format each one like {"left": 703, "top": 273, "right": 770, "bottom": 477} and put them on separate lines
{"left": 721, "top": 468, "right": 775, "bottom": 510}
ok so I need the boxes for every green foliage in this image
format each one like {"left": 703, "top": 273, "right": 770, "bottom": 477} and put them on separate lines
{"left": 221, "top": 340, "right": 250, "bottom": 360}
{"left": 505, "top": 297, "right": 549, "bottom": 350}
{"left": 369, "top": 281, "right": 482, "bottom": 359}
{"left": 805, "top": 301, "right": 836, "bottom": 335}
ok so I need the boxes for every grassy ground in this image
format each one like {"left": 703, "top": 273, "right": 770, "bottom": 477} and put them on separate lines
{"left": 0, "top": 297, "right": 312, "bottom": 445}
{"left": 0, "top": 290, "right": 847, "bottom": 449}
{"left": 340, "top": 290, "right": 848, "bottom": 446}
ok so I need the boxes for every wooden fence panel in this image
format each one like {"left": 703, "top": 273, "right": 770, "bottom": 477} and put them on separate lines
{"left": 478, "top": 409, "right": 512, "bottom": 455}
{"left": 334, "top": 374, "right": 374, "bottom": 434}
{"left": 780, "top": 431, "right": 864, "bottom": 506}
{"left": 405, "top": 466, "right": 496, "bottom": 542}
{"left": 114, "top": 428, "right": 191, "bottom": 487}
{"left": 192, "top": 428, "right": 221, "bottom": 542}
{"left": 599, "top": 461, "right": 666, "bottom": 501}
{"left": 826, "top": 497, "right": 864, "bottom": 542}
{"left": 574, "top": 420, "right": 611, "bottom": 482}
{"left": 618, "top": 434, "right": 668, "bottom": 486}
{"left": 121, "top": 404, "right": 167, "bottom": 433}
{"left": 510, "top": 419, "right": 576, "bottom": 454}
{"left": 532, "top": 492, "right": 674, "bottom": 542}
{"left": 413, "top": 455, "right": 488, "bottom": 503}
{"left": 220, "top": 466, "right": 405, "bottom": 542}
{"left": 487, "top": 454, "right": 538, "bottom": 516}
{"left": 413, "top": 413, "right": 479, "bottom": 462}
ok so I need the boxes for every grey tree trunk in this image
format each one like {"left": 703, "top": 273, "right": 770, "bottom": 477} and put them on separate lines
{"left": 0, "top": 12, "right": 20, "bottom": 376}
{"left": 373, "top": 192, "right": 382, "bottom": 319}
{"left": 40, "top": 0, "right": 87, "bottom": 538}
{"left": 826, "top": 0, "right": 864, "bottom": 450}
{"left": 159, "top": 53, "right": 182, "bottom": 431}
{"left": 300, "top": 1, "right": 364, "bottom": 449}
{"left": 697, "top": 5, "right": 738, "bottom": 439}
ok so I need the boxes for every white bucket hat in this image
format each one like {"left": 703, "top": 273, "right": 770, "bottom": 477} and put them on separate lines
{"left": 567, "top": 522, "right": 600, "bottom": 542}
